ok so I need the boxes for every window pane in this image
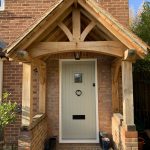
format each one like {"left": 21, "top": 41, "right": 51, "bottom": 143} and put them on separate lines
{"left": 74, "top": 73, "right": 82, "bottom": 83}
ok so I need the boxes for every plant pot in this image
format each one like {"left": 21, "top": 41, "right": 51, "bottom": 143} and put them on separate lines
{"left": 138, "top": 137, "right": 145, "bottom": 150}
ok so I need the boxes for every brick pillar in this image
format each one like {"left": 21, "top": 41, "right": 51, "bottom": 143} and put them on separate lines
{"left": 18, "top": 114, "right": 47, "bottom": 150}
{"left": 120, "top": 126, "right": 138, "bottom": 150}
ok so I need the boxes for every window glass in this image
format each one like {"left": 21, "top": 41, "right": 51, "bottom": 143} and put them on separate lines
{"left": 0, "top": 0, "right": 4, "bottom": 11}
{"left": 74, "top": 73, "right": 82, "bottom": 83}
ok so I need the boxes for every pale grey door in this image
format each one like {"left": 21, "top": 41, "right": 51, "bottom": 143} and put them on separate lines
{"left": 61, "top": 61, "right": 97, "bottom": 141}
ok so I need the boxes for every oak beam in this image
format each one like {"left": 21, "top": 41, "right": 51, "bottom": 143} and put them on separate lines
{"left": 58, "top": 22, "right": 73, "bottom": 41}
{"left": 38, "top": 63, "right": 46, "bottom": 113}
{"left": 74, "top": 0, "right": 78, "bottom": 8}
{"left": 79, "top": 0, "right": 147, "bottom": 58}
{"left": 80, "top": 21, "right": 96, "bottom": 41}
{"left": 39, "top": 7, "right": 72, "bottom": 42}
{"left": 80, "top": 8, "right": 118, "bottom": 41}
{"left": 29, "top": 41, "right": 125, "bottom": 58}
{"left": 72, "top": 8, "right": 81, "bottom": 41}
{"left": 19, "top": 0, "right": 74, "bottom": 50}
{"left": 22, "top": 63, "right": 33, "bottom": 126}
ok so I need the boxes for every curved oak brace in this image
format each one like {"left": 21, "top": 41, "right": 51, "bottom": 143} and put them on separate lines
{"left": 58, "top": 22, "right": 73, "bottom": 41}
{"left": 111, "top": 58, "right": 122, "bottom": 113}
{"left": 29, "top": 41, "right": 126, "bottom": 58}
{"left": 112, "top": 58, "right": 122, "bottom": 82}
{"left": 80, "top": 21, "right": 96, "bottom": 41}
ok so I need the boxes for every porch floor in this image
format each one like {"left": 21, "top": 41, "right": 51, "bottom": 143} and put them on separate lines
{"left": 57, "top": 143, "right": 102, "bottom": 150}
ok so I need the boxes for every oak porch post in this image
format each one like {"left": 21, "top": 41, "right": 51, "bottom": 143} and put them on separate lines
{"left": 39, "top": 64, "right": 46, "bottom": 113}
{"left": 111, "top": 59, "right": 121, "bottom": 113}
{"left": 22, "top": 63, "right": 33, "bottom": 126}
{"left": 122, "top": 60, "right": 135, "bottom": 128}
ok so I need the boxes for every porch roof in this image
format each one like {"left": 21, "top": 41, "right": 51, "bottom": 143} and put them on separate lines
{"left": 4, "top": 0, "right": 149, "bottom": 58}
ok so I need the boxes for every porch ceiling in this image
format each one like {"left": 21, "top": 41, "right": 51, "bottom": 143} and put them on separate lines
{"left": 4, "top": 0, "right": 149, "bottom": 61}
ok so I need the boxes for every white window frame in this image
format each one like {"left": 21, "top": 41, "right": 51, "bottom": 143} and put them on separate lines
{"left": 0, "top": 0, "right": 5, "bottom": 11}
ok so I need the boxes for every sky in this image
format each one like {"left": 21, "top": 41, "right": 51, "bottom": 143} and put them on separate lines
{"left": 129, "top": 0, "right": 150, "bottom": 14}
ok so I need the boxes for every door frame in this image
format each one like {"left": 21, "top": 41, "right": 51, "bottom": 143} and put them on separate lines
{"left": 59, "top": 59, "right": 99, "bottom": 143}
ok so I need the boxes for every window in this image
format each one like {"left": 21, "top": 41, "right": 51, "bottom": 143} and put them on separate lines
{"left": 0, "top": 0, "right": 4, "bottom": 11}
{"left": 74, "top": 73, "right": 82, "bottom": 83}
{"left": 0, "top": 41, "right": 6, "bottom": 49}
{"left": 0, "top": 41, "right": 6, "bottom": 58}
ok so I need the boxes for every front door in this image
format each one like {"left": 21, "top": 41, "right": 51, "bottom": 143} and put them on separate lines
{"left": 60, "top": 60, "right": 98, "bottom": 143}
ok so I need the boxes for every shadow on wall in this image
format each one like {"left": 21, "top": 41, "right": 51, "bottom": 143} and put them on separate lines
{"left": 0, "top": 40, "right": 7, "bottom": 59}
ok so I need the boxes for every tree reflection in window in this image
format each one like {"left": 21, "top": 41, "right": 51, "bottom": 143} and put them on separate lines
{"left": 74, "top": 73, "right": 82, "bottom": 83}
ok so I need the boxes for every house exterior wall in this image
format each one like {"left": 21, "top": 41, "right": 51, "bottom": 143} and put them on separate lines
{"left": 18, "top": 115, "right": 48, "bottom": 150}
{"left": 112, "top": 113, "right": 138, "bottom": 150}
{"left": 46, "top": 53, "right": 113, "bottom": 145}
{"left": 0, "top": 0, "right": 129, "bottom": 45}
{"left": 3, "top": 61, "right": 22, "bottom": 144}
{"left": 2, "top": 61, "right": 40, "bottom": 145}
{"left": 100, "top": 0, "right": 129, "bottom": 27}
{"left": 0, "top": 0, "right": 129, "bottom": 146}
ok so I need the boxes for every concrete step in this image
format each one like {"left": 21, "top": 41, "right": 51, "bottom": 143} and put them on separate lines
{"left": 57, "top": 143, "right": 102, "bottom": 150}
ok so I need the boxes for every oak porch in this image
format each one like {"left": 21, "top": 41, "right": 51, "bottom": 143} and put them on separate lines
{"left": 19, "top": 2, "right": 136, "bottom": 131}
{"left": 5, "top": 0, "right": 149, "bottom": 149}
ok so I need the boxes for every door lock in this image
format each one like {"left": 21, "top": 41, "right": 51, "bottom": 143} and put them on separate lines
{"left": 93, "top": 83, "right": 95, "bottom": 87}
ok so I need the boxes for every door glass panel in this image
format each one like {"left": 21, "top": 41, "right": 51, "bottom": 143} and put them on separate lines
{"left": 74, "top": 73, "right": 82, "bottom": 83}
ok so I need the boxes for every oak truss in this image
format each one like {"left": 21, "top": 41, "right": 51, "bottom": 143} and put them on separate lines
{"left": 17, "top": 5, "right": 127, "bottom": 60}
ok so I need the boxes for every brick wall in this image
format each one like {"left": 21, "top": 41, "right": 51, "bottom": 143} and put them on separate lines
{"left": 3, "top": 61, "right": 22, "bottom": 144}
{"left": 98, "top": 58, "right": 112, "bottom": 134}
{"left": 3, "top": 61, "right": 41, "bottom": 144}
{"left": 112, "top": 113, "right": 138, "bottom": 150}
{"left": 32, "top": 70, "right": 39, "bottom": 116}
{"left": 18, "top": 114, "right": 48, "bottom": 150}
{"left": 0, "top": 0, "right": 57, "bottom": 45}
{"left": 100, "top": 0, "right": 129, "bottom": 27}
{"left": 120, "top": 127, "right": 138, "bottom": 150}
{"left": 30, "top": 115, "right": 47, "bottom": 150}
{"left": 0, "top": 0, "right": 129, "bottom": 45}
{"left": 46, "top": 52, "right": 113, "bottom": 147}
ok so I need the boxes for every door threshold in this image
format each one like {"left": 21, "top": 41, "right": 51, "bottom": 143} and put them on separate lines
{"left": 60, "top": 139, "right": 99, "bottom": 143}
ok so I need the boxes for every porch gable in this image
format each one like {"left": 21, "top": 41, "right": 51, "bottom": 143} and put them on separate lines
{"left": 4, "top": 0, "right": 149, "bottom": 60}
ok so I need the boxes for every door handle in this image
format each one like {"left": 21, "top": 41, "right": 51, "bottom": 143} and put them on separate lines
{"left": 93, "top": 83, "right": 95, "bottom": 87}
